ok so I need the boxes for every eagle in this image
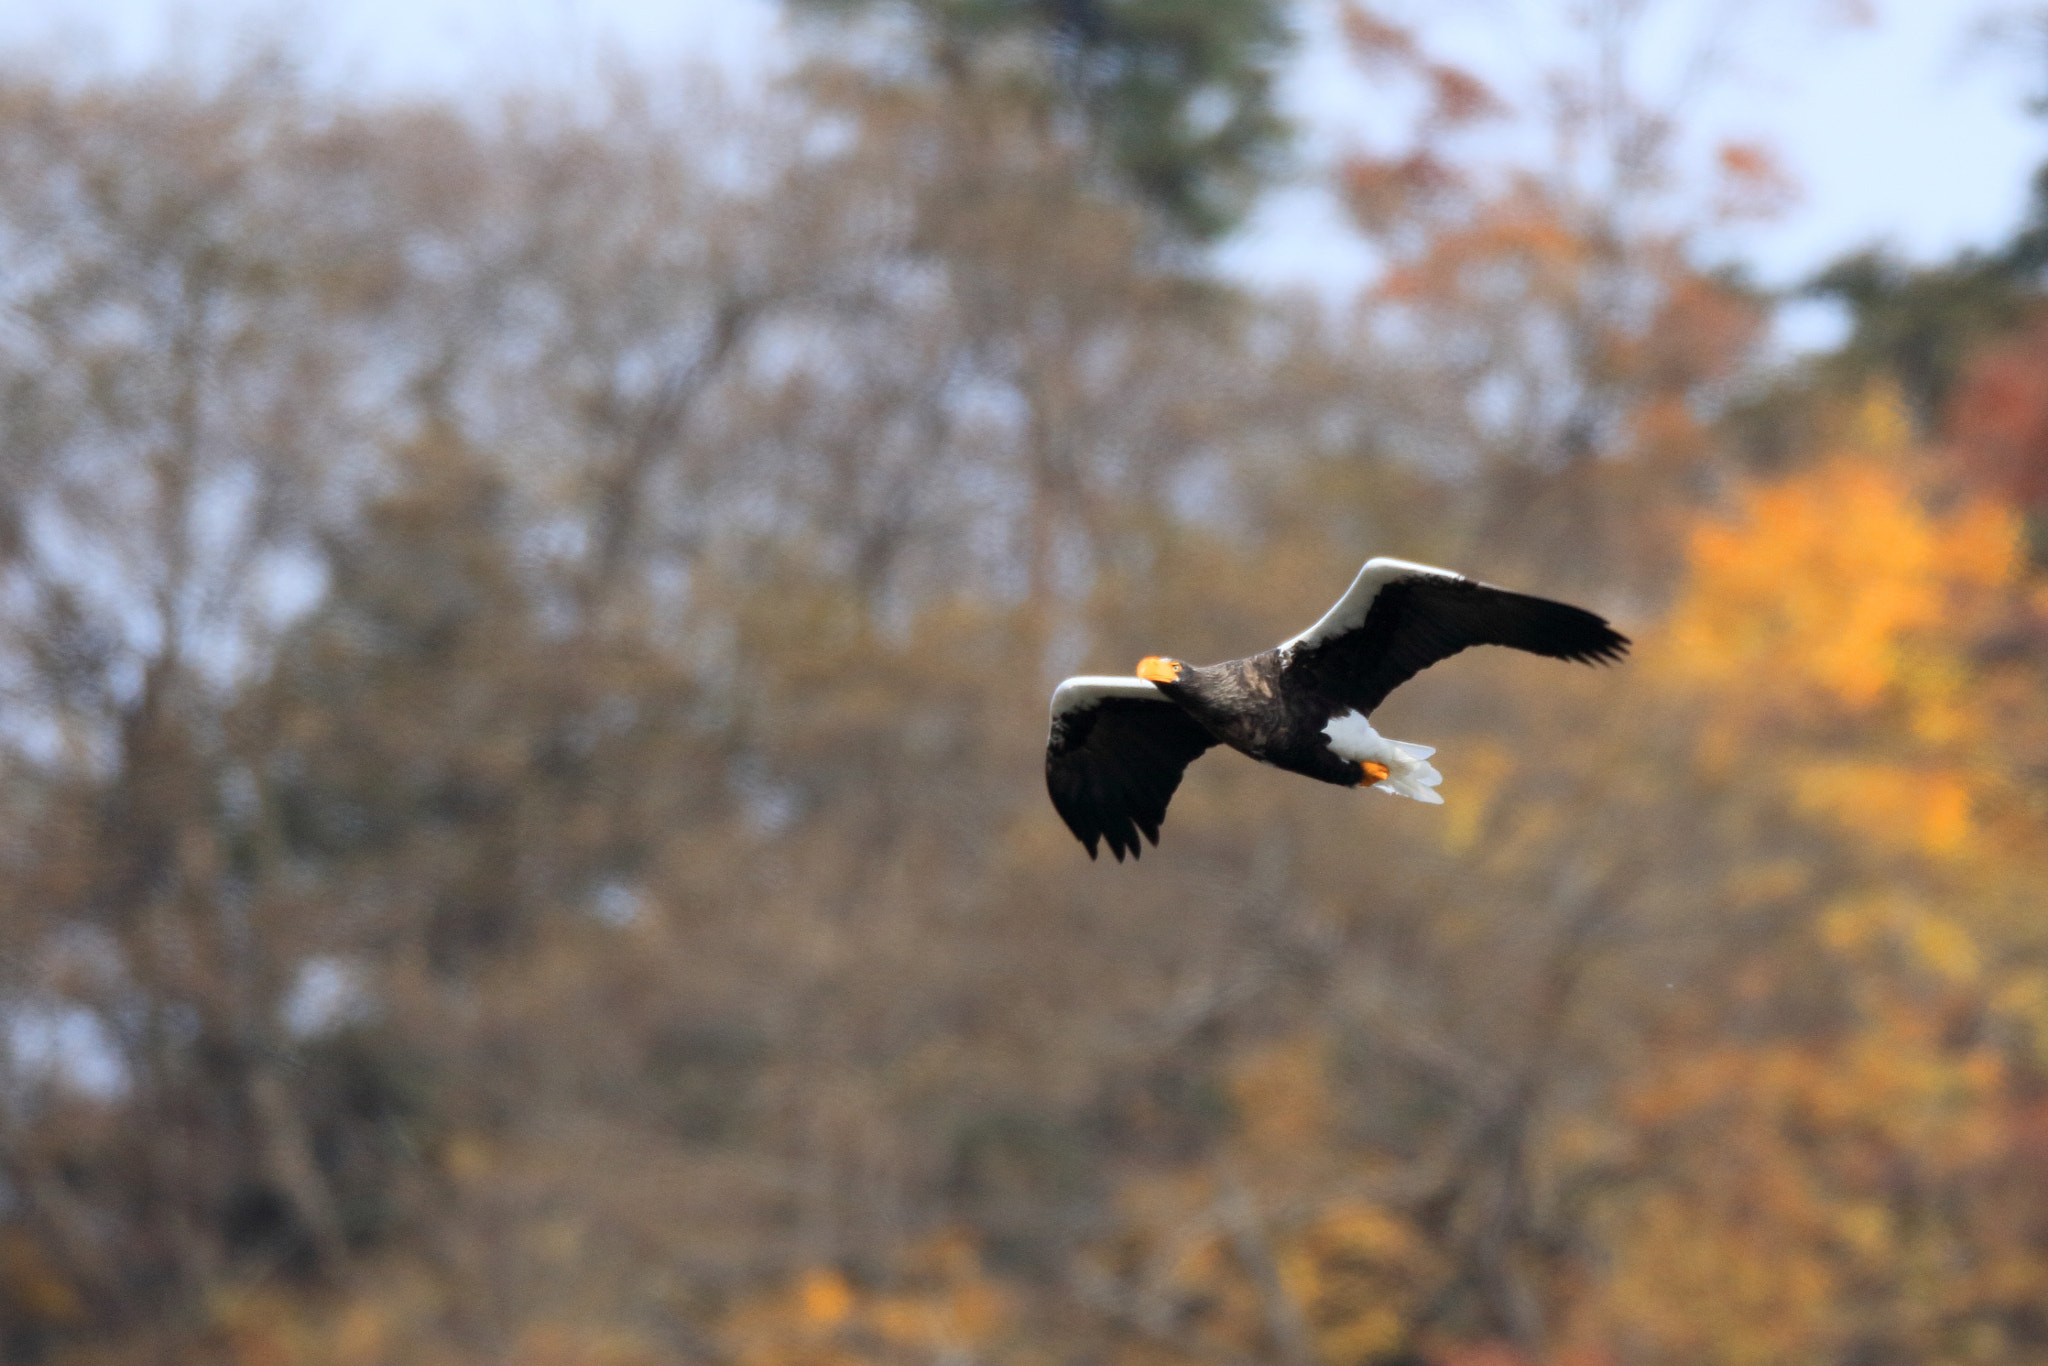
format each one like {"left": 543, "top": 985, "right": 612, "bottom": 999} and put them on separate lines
{"left": 1045, "top": 557, "right": 1628, "bottom": 860}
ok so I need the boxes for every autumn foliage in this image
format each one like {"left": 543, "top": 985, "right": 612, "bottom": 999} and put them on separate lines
{"left": 4, "top": 5, "right": 2048, "bottom": 1365}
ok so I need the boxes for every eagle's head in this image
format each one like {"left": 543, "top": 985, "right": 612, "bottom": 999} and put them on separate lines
{"left": 1135, "top": 656, "right": 1187, "bottom": 685}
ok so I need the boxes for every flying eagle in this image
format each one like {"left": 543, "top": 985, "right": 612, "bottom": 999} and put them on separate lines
{"left": 1045, "top": 558, "right": 1628, "bottom": 860}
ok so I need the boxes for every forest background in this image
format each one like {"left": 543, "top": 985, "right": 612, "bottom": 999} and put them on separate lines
{"left": 6, "top": 1, "right": 2048, "bottom": 1362}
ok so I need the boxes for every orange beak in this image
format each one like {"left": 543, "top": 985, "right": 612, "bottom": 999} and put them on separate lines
{"left": 1136, "top": 656, "right": 1182, "bottom": 684}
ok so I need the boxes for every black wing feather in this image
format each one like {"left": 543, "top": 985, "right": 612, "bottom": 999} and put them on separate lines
{"left": 1046, "top": 697, "right": 1218, "bottom": 861}
{"left": 1287, "top": 574, "right": 1628, "bottom": 715}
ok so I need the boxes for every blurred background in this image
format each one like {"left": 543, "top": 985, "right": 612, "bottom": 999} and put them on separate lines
{"left": 2, "top": 1, "right": 2048, "bottom": 1362}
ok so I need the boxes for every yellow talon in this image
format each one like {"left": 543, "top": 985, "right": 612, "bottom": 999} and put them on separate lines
{"left": 1361, "top": 761, "right": 1390, "bottom": 784}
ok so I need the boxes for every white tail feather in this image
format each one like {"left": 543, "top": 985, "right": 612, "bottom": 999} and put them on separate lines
{"left": 1322, "top": 711, "right": 1445, "bottom": 805}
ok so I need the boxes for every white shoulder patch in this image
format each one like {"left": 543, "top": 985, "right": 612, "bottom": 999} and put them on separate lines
{"left": 1281, "top": 556, "right": 1465, "bottom": 652}
{"left": 1049, "top": 675, "right": 1165, "bottom": 720}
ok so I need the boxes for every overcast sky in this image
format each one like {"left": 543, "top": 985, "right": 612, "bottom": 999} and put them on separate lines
{"left": 0, "top": 0, "right": 2039, "bottom": 321}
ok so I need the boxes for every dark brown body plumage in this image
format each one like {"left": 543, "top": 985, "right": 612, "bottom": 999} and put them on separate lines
{"left": 1148, "top": 655, "right": 1361, "bottom": 786}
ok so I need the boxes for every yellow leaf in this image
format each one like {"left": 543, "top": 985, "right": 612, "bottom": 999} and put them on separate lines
{"left": 798, "top": 1269, "right": 853, "bottom": 1329}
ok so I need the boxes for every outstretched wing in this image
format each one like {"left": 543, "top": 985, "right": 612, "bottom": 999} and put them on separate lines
{"left": 1280, "top": 558, "right": 1628, "bottom": 715}
{"left": 1046, "top": 677, "right": 1219, "bottom": 861}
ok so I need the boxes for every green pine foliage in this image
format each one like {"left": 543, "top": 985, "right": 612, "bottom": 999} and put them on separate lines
{"left": 1804, "top": 165, "right": 2048, "bottom": 431}
{"left": 792, "top": 0, "right": 1294, "bottom": 239}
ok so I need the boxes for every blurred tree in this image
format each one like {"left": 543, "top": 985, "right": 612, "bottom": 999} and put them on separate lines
{"left": 1787, "top": 139, "right": 2048, "bottom": 437}
{"left": 1947, "top": 310, "right": 2048, "bottom": 543}
{"left": 1580, "top": 414, "right": 2048, "bottom": 1364}
{"left": 1804, "top": 233, "right": 2047, "bottom": 435}
{"left": 1323, "top": 1, "right": 1774, "bottom": 592}
{"left": 0, "top": 45, "right": 1362, "bottom": 1361}
{"left": 12, "top": 8, "right": 2048, "bottom": 1366}
{"left": 788, "top": 0, "right": 1294, "bottom": 239}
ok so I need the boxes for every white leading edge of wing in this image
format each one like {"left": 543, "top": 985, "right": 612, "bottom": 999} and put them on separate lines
{"left": 1049, "top": 675, "right": 1165, "bottom": 720}
{"left": 1280, "top": 557, "right": 1464, "bottom": 653}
